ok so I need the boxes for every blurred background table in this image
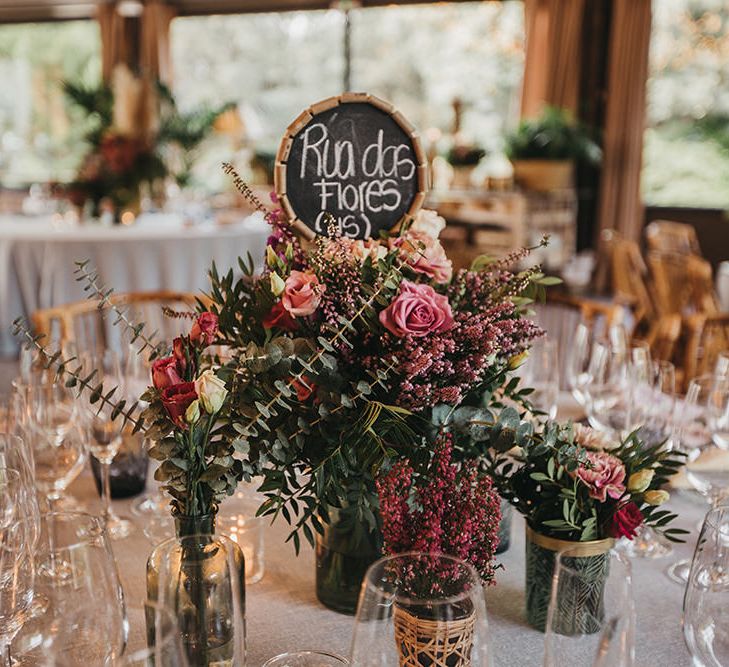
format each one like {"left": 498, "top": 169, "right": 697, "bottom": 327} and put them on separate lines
{"left": 0, "top": 212, "right": 269, "bottom": 355}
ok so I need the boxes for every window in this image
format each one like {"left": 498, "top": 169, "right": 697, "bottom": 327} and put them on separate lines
{"left": 170, "top": 2, "right": 524, "bottom": 190}
{"left": 643, "top": 0, "right": 729, "bottom": 209}
{"left": 0, "top": 21, "right": 101, "bottom": 187}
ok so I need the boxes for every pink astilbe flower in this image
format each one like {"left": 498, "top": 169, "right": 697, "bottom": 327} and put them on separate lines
{"left": 377, "top": 433, "right": 502, "bottom": 590}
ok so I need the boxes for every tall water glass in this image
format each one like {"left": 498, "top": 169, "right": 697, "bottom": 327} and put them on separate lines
{"left": 11, "top": 512, "right": 127, "bottom": 664}
{"left": 683, "top": 505, "right": 729, "bottom": 666}
{"left": 544, "top": 547, "right": 634, "bottom": 667}
{"left": 523, "top": 338, "right": 559, "bottom": 420}
{"left": 350, "top": 552, "right": 493, "bottom": 667}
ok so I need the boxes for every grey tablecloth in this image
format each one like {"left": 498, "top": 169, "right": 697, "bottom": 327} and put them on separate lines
{"left": 0, "top": 213, "right": 269, "bottom": 356}
{"left": 64, "top": 471, "right": 700, "bottom": 667}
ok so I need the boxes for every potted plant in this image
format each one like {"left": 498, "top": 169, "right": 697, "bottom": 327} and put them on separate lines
{"left": 483, "top": 418, "right": 687, "bottom": 631}
{"left": 376, "top": 432, "right": 501, "bottom": 666}
{"left": 505, "top": 107, "right": 601, "bottom": 192}
{"left": 446, "top": 144, "right": 486, "bottom": 189}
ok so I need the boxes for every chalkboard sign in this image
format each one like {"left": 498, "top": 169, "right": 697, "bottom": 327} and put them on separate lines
{"left": 274, "top": 93, "right": 428, "bottom": 240}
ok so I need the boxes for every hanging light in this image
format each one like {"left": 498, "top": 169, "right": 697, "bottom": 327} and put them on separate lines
{"left": 116, "top": 1, "right": 144, "bottom": 18}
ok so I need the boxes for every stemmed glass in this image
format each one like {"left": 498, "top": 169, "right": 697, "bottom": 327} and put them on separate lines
{"left": 565, "top": 323, "right": 592, "bottom": 410}
{"left": 22, "top": 383, "right": 85, "bottom": 510}
{"left": 666, "top": 374, "right": 729, "bottom": 583}
{"left": 522, "top": 337, "right": 559, "bottom": 420}
{"left": 683, "top": 505, "right": 729, "bottom": 665}
{"left": 0, "top": 468, "right": 22, "bottom": 532}
{"left": 544, "top": 547, "right": 634, "bottom": 667}
{"left": 80, "top": 349, "right": 135, "bottom": 540}
{"left": 0, "top": 518, "right": 35, "bottom": 666}
{"left": 350, "top": 552, "right": 493, "bottom": 666}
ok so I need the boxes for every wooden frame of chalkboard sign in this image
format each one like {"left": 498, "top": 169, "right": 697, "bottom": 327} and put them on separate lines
{"left": 274, "top": 92, "right": 428, "bottom": 241}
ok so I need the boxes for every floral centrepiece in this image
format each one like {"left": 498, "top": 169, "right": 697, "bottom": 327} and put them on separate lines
{"left": 477, "top": 416, "right": 686, "bottom": 630}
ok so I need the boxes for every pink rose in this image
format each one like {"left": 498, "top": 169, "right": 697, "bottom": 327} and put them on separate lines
{"left": 572, "top": 451, "right": 626, "bottom": 502}
{"left": 151, "top": 357, "right": 182, "bottom": 391}
{"left": 379, "top": 280, "right": 455, "bottom": 338}
{"left": 282, "top": 270, "right": 324, "bottom": 317}
{"left": 190, "top": 312, "right": 218, "bottom": 347}
{"left": 393, "top": 231, "right": 453, "bottom": 284}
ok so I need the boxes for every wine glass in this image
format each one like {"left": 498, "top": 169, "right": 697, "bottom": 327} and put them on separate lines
{"left": 264, "top": 652, "right": 349, "bottom": 666}
{"left": 0, "top": 468, "right": 22, "bottom": 532}
{"left": 683, "top": 505, "right": 729, "bottom": 666}
{"left": 350, "top": 552, "right": 493, "bottom": 666}
{"left": 80, "top": 349, "right": 135, "bottom": 540}
{"left": 522, "top": 337, "right": 559, "bottom": 420}
{"left": 565, "top": 323, "right": 592, "bottom": 409}
{"left": 21, "top": 383, "right": 85, "bottom": 510}
{"left": 544, "top": 547, "right": 634, "bottom": 667}
{"left": 0, "top": 519, "right": 35, "bottom": 665}
{"left": 666, "top": 375, "right": 729, "bottom": 583}
{"left": 11, "top": 512, "right": 127, "bottom": 665}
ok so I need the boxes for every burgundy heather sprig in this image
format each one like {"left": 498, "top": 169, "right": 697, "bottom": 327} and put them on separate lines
{"left": 377, "top": 433, "right": 502, "bottom": 591}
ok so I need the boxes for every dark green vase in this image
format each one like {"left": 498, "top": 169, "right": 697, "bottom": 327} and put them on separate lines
{"left": 315, "top": 507, "right": 382, "bottom": 615}
{"left": 525, "top": 526, "right": 613, "bottom": 632}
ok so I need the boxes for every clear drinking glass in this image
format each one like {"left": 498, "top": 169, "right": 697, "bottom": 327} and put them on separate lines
{"left": 683, "top": 505, "right": 729, "bottom": 666}
{"left": 0, "top": 468, "right": 22, "bottom": 531}
{"left": 0, "top": 518, "right": 35, "bottom": 664}
{"left": 565, "top": 323, "right": 592, "bottom": 408}
{"left": 350, "top": 552, "right": 493, "bottom": 667}
{"left": 523, "top": 338, "right": 559, "bottom": 420}
{"left": 264, "top": 651, "right": 349, "bottom": 666}
{"left": 544, "top": 547, "right": 634, "bottom": 667}
{"left": 666, "top": 375, "right": 729, "bottom": 583}
{"left": 22, "top": 383, "right": 85, "bottom": 508}
{"left": 11, "top": 512, "right": 127, "bottom": 665}
{"left": 80, "top": 349, "right": 135, "bottom": 539}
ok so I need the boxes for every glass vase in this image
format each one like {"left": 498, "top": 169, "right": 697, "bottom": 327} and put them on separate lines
{"left": 315, "top": 507, "right": 382, "bottom": 615}
{"left": 525, "top": 526, "right": 613, "bottom": 632}
{"left": 146, "top": 514, "right": 246, "bottom": 666}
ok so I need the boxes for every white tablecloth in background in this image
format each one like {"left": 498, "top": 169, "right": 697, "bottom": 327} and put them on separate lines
{"left": 0, "top": 213, "right": 270, "bottom": 355}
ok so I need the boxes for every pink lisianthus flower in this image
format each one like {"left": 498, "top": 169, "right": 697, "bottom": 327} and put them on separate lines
{"left": 572, "top": 450, "right": 626, "bottom": 502}
{"left": 393, "top": 231, "right": 453, "bottom": 283}
{"left": 282, "top": 270, "right": 325, "bottom": 317}
{"left": 379, "top": 280, "right": 455, "bottom": 338}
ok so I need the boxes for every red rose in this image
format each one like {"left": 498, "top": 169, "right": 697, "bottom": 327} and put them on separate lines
{"left": 173, "top": 337, "right": 189, "bottom": 375}
{"left": 190, "top": 312, "right": 219, "bottom": 347}
{"left": 151, "top": 356, "right": 182, "bottom": 391}
{"left": 263, "top": 301, "right": 298, "bottom": 332}
{"left": 161, "top": 382, "right": 198, "bottom": 429}
{"left": 608, "top": 502, "right": 644, "bottom": 540}
{"left": 292, "top": 377, "right": 315, "bottom": 402}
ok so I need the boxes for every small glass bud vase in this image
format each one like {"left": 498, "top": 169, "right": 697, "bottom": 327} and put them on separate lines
{"left": 146, "top": 513, "right": 246, "bottom": 666}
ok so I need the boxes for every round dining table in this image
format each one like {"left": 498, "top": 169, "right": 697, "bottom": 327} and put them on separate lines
{"left": 44, "top": 396, "right": 699, "bottom": 667}
{"left": 0, "top": 212, "right": 270, "bottom": 356}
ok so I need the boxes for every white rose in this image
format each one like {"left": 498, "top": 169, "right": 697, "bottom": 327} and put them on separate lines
{"left": 195, "top": 370, "right": 228, "bottom": 414}
{"left": 411, "top": 209, "right": 446, "bottom": 239}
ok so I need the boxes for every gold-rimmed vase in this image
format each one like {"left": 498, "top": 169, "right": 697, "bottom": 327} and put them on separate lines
{"left": 525, "top": 525, "right": 614, "bottom": 632}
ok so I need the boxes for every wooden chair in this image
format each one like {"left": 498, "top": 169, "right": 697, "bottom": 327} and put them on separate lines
{"left": 645, "top": 220, "right": 702, "bottom": 256}
{"left": 647, "top": 251, "right": 720, "bottom": 317}
{"left": 31, "top": 291, "right": 205, "bottom": 350}
{"left": 683, "top": 312, "right": 729, "bottom": 382}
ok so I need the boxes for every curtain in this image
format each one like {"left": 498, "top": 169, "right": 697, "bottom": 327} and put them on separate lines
{"left": 141, "top": 0, "right": 177, "bottom": 86}
{"left": 98, "top": 1, "right": 176, "bottom": 85}
{"left": 596, "top": 0, "right": 652, "bottom": 243}
{"left": 98, "top": 2, "right": 126, "bottom": 83}
{"left": 521, "top": 0, "right": 586, "bottom": 119}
